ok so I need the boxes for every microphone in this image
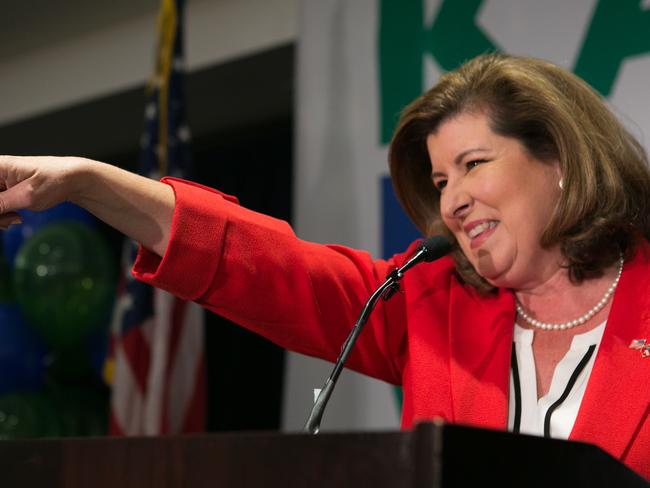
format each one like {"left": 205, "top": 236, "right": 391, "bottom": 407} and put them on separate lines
{"left": 304, "top": 235, "right": 451, "bottom": 434}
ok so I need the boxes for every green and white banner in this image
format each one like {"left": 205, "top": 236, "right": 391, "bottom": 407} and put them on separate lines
{"left": 284, "top": 0, "right": 650, "bottom": 431}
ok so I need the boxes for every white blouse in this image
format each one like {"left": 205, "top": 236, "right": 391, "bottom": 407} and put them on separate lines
{"left": 508, "top": 321, "right": 606, "bottom": 439}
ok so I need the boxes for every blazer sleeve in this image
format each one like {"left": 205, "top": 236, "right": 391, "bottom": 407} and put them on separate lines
{"left": 132, "top": 177, "right": 411, "bottom": 385}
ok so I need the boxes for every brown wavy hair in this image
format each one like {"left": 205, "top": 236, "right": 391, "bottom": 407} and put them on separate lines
{"left": 389, "top": 53, "right": 650, "bottom": 292}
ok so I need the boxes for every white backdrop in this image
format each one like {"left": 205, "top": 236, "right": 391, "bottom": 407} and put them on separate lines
{"left": 285, "top": 0, "right": 650, "bottom": 431}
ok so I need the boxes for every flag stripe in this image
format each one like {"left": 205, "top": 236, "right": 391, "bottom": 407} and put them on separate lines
{"left": 165, "top": 301, "right": 204, "bottom": 432}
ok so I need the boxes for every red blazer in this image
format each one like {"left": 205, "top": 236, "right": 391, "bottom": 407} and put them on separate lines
{"left": 133, "top": 178, "right": 650, "bottom": 480}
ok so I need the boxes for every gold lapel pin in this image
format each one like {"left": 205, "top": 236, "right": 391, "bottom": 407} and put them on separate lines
{"left": 629, "top": 339, "right": 650, "bottom": 358}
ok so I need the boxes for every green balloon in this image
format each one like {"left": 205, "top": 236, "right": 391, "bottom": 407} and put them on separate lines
{"left": 0, "top": 393, "right": 39, "bottom": 439}
{"left": 13, "top": 222, "right": 116, "bottom": 351}
{"left": 0, "top": 391, "right": 64, "bottom": 439}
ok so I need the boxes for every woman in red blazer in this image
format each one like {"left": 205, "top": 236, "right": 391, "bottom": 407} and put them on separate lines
{"left": 0, "top": 54, "right": 648, "bottom": 479}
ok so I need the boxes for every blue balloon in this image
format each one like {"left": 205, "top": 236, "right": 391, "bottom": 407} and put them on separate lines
{"left": 3, "top": 202, "right": 96, "bottom": 267}
{"left": 0, "top": 304, "right": 48, "bottom": 394}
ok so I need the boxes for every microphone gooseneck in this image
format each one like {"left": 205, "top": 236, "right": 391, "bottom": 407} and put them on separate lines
{"left": 304, "top": 235, "right": 451, "bottom": 434}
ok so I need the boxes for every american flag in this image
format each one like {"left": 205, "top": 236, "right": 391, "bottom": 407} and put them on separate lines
{"left": 105, "top": 0, "right": 206, "bottom": 435}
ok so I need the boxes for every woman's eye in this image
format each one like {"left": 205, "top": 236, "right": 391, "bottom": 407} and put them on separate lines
{"left": 434, "top": 179, "right": 447, "bottom": 191}
{"left": 466, "top": 159, "right": 487, "bottom": 170}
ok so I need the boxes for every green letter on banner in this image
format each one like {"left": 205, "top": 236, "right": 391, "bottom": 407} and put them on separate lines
{"left": 378, "top": 0, "right": 497, "bottom": 145}
{"left": 378, "top": 1, "right": 424, "bottom": 145}
{"left": 575, "top": 0, "right": 650, "bottom": 96}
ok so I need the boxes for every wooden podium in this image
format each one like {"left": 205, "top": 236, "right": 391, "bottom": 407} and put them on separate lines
{"left": 2, "top": 422, "right": 647, "bottom": 487}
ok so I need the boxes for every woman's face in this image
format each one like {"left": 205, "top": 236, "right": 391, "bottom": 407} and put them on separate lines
{"left": 427, "top": 111, "right": 563, "bottom": 289}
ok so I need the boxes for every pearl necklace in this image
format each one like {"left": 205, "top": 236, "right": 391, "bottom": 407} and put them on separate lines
{"left": 515, "top": 255, "right": 624, "bottom": 331}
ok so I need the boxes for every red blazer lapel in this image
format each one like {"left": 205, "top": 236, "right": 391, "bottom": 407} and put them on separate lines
{"left": 571, "top": 243, "right": 650, "bottom": 458}
{"left": 448, "top": 283, "right": 515, "bottom": 429}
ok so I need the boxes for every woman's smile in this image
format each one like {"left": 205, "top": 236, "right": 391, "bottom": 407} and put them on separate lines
{"left": 465, "top": 219, "right": 500, "bottom": 248}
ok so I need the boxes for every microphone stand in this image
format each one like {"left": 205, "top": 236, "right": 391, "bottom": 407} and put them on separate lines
{"left": 303, "top": 247, "right": 431, "bottom": 434}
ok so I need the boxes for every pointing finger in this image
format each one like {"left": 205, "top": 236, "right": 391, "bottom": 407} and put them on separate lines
{"left": 0, "top": 178, "right": 36, "bottom": 214}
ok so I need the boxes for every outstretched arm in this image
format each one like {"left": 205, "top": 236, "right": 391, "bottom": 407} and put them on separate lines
{"left": 0, "top": 155, "right": 413, "bottom": 384}
{"left": 0, "top": 156, "right": 175, "bottom": 256}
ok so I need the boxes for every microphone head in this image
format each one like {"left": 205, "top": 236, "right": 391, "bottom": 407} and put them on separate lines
{"left": 419, "top": 235, "right": 451, "bottom": 262}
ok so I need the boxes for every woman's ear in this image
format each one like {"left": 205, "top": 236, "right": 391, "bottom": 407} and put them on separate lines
{"left": 553, "top": 160, "right": 563, "bottom": 190}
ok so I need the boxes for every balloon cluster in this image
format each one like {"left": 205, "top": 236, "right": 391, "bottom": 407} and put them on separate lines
{"left": 0, "top": 203, "right": 116, "bottom": 438}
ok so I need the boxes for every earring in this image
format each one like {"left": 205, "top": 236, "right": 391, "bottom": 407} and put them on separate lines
{"left": 559, "top": 178, "right": 564, "bottom": 190}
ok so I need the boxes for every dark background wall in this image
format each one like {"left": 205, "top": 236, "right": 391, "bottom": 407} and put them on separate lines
{"left": 0, "top": 43, "right": 294, "bottom": 432}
